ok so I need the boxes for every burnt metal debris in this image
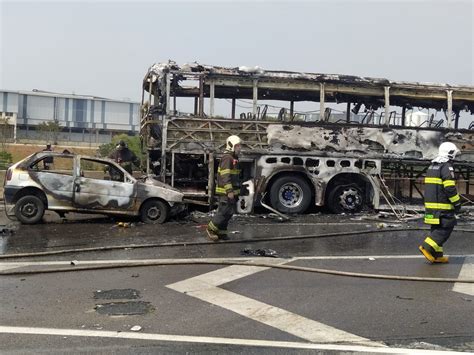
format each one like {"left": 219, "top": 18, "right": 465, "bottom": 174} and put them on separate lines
{"left": 139, "top": 61, "right": 473, "bottom": 216}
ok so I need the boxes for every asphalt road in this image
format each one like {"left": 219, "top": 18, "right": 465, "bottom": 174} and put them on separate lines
{"left": 0, "top": 209, "right": 473, "bottom": 354}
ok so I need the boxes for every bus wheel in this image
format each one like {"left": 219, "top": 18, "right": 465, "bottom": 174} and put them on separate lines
{"left": 270, "top": 175, "right": 312, "bottom": 214}
{"left": 327, "top": 184, "right": 364, "bottom": 214}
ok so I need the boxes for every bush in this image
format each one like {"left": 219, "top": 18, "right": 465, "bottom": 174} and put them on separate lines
{"left": 0, "top": 151, "right": 12, "bottom": 169}
{"left": 98, "top": 134, "right": 144, "bottom": 162}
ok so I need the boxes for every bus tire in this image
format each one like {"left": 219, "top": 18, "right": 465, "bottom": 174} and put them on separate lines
{"left": 269, "top": 175, "right": 312, "bottom": 214}
{"left": 327, "top": 184, "right": 364, "bottom": 214}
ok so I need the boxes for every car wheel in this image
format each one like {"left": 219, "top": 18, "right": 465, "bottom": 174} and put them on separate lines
{"left": 327, "top": 184, "right": 364, "bottom": 214}
{"left": 269, "top": 175, "right": 312, "bottom": 214}
{"left": 140, "top": 200, "right": 169, "bottom": 224}
{"left": 14, "top": 195, "right": 45, "bottom": 224}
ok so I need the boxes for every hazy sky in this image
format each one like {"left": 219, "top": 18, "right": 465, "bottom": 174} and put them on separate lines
{"left": 1, "top": 0, "right": 473, "bottom": 102}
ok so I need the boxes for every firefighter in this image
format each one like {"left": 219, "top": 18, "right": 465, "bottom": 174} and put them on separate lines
{"left": 207, "top": 135, "right": 242, "bottom": 241}
{"left": 42, "top": 144, "right": 54, "bottom": 170}
{"left": 108, "top": 140, "right": 140, "bottom": 175}
{"left": 419, "top": 142, "right": 462, "bottom": 263}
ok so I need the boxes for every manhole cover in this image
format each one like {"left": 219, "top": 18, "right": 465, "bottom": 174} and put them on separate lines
{"left": 94, "top": 289, "right": 140, "bottom": 300}
{"left": 95, "top": 301, "right": 154, "bottom": 315}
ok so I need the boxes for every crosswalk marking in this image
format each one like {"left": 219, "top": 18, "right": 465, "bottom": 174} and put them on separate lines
{"left": 167, "top": 261, "right": 382, "bottom": 346}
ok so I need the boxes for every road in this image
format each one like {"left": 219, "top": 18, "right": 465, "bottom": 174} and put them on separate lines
{"left": 0, "top": 209, "right": 473, "bottom": 354}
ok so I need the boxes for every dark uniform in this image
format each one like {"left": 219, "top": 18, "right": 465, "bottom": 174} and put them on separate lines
{"left": 109, "top": 145, "right": 140, "bottom": 175}
{"left": 42, "top": 144, "right": 53, "bottom": 170}
{"left": 207, "top": 152, "right": 241, "bottom": 239}
{"left": 420, "top": 161, "right": 461, "bottom": 262}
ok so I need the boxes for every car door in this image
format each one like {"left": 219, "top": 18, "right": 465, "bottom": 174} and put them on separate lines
{"left": 28, "top": 154, "right": 75, "bottom": 208}
{"left": 73, "top": 157, "right": 136, "bottom": 211}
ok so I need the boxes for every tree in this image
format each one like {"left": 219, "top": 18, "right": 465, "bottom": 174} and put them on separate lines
{"left": 98, "top": 134, "right": 144, "bottom": 162}
{"left": 37, "top": 119, "right": 62, "bottom": 145}
{"left": 0, "top": 117, "right": 13, "bottom": 169}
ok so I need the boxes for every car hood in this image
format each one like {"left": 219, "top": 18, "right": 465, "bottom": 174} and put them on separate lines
{"left": 137, "top": 175, "right": 184, "bottom": 203}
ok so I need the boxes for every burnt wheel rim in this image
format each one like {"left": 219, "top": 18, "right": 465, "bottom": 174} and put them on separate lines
{"left": 21, "top": 202, "right": 38, "bottom": 218}
{"left": 147, "top": 206, "right": 161, "bottom": 220}
{"left": 278, "top": 183, "right": 303, "bottom": 208}
{"left": 338, "top": 188, "right": 362, "bottom": 211}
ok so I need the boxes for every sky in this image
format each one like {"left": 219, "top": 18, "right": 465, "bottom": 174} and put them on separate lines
{"left": 1, "top": 0, "right": 473, "bottom": 105}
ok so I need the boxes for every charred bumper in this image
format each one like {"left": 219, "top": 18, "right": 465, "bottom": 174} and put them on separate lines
{"left": 3, "top": 185, "right": 22, "bottom": 204}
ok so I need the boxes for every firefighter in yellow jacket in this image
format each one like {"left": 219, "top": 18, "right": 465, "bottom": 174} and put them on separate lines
{"left": 207, "top": 135, "right": 242, "bottom": 241}
{"left": 419, "top": 142, "right": 462, "bottom": 263}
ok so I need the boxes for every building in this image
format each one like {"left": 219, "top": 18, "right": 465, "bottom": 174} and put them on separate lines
{"left": 0, "top": 89, "right": 140, "bottom": 145}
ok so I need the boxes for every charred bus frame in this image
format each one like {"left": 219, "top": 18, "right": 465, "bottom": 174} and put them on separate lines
{"left": 140, "top": 61, "right": 473, "bottom": 214}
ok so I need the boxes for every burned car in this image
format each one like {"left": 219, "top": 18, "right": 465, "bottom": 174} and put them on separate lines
{"left": 3, "top": 152, "right": 185, "bottom": 224}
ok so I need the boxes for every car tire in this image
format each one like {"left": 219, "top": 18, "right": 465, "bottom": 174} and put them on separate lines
{"left": 140, "top": 200, "right": 169, "bottom": 224}
{"left": 269, "top": 175, "right": 312, "bottom": 214}
{"left": 14, "top": 195, "right": 45, "bottom": 224}
{"left": 327, "top": 184, "right": 364, "bottom": 214}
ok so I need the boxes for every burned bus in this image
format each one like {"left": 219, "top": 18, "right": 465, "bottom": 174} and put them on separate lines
{"left": 139, "top": 61, "right": 474, "bottom": 215}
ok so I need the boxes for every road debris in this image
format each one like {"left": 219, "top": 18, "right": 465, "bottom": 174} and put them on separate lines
{"left": 377, "top": 223, "right": 402, "bottom": 229}
{"left": 241, "top": 248, "right": 279, "bottom": 258}
{"left": 130, "top": 325, "right": 142, "bottom": 332}
{"left": 0, "top": 225, "right": 15, "bottom": 235}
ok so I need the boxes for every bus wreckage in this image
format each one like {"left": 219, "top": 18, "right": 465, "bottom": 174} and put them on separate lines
{"left": 140, "top": 61, "right": 474, "bottom": 216}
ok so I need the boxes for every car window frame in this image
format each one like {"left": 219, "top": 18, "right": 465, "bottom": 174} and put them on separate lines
{"left": 78, "top": 156, "right": 136, "bottom": 184}
{"left": 28, "top": 154, "right": 75, "bottom": 176}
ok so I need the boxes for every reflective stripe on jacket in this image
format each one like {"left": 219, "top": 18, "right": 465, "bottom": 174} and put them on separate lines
{"left": 215, "top": 152, "right": 241, "bottom": 195}
{"left": 423, "top": 162, "right": 461, "bottom": 224}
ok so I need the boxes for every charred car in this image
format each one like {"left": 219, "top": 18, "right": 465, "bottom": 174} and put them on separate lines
{"left": 3, "top": 152, "right": 185, "bottom": 224}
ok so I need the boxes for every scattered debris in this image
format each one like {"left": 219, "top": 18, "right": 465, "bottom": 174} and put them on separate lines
{"left": 260, "top": 194, "right": 290, "bottom": 221}
{"left": 0, "top": 225, "right": 15, "bottom": 235}
{"left": 70, "top": 260, "right": 78, "bottom": 266}
{"left": 131, "top": 273, "right": 140, "bottom": 278}
{"left": 408, "top": 342, "right": 450, "bottom": 351}
{"left": 241, "top": 248, "right": 279, "bottom": 258}
{"left": 190, "top": 211, "right": 211, "bottom": 218}
{"left": 368, "top": 257, "right": 376, "bottom": 261}
{"left": 377, "top": 223, "right": 402, "bottom": 229}
{"left": 130, "top": 325, "right": 142, "bottom": 332}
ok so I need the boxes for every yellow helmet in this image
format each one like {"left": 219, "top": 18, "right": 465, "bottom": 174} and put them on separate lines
{"left": 226, "top": 135, "right": 242, "bottom": 152}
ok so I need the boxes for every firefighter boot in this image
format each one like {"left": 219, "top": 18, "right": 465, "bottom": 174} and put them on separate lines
{"left": 433, "top": 255, "right": 449, "bottom": 263}
{"left": 419, "top": 246, "right": 449, "bottom": 264}
{"left": 206, "top": 222, "right": 220, "bottom": 242}
{"left": 206, "top": 228, "right": 219, "bottom": 241}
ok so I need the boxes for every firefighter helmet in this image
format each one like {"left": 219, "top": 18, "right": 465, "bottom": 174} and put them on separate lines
{"left": 438, "top": 142, "right": 460, "bottom": 160}
{"left": 226, "top": 135, "right": 242, "bottom": 152}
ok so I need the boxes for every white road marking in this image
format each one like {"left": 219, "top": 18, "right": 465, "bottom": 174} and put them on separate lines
{"left": 0, "top": 325, "right": 465, "bottom": 354}
{"left": 167, "top": 261, "right": 381, "bottom": 346}
{"left": 453, "top": 256, "right": 474, "bottom": 296}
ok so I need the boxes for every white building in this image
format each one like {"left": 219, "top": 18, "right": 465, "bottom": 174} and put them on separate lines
{"left": 0, "top": 89, "right": 140, "bottom": 144}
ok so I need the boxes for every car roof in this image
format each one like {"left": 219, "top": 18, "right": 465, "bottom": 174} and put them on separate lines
{"left": 17, "top": 151, "right": 117, "bottom": 168}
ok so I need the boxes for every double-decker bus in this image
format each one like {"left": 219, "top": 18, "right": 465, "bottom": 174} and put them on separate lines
{"left": 140, "top": 61, "right": 473, "bottom": 215}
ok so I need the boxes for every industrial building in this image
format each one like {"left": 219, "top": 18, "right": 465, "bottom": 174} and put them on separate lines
{"left": 0, "top": 89, "right": 140, "bottom": 145}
